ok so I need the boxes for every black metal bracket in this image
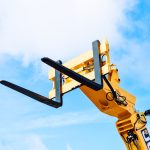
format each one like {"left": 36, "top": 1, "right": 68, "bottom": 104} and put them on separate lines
{"left": 0, "top": 80, "right": 62, "bottom": 108}
{"left": 0, "top": 40, "right": 117, "bottom": 109}
{"left": 0, "top": 61, "right": 63, "bottom": 108}
{"left": 144, "top": 110, "right": 150, "bottom": 116}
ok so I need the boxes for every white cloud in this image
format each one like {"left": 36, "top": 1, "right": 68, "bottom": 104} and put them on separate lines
{"left": 0, "top": 143, "right": 13, "bottom": 150}
{"left": 0, "top": 110, "right": 112, "bottom": 150}
{"left": 67, "top": 144, "right": 73, "bottom": 150}
{"left": 0, "top": 0, "right": 137, "bottom": 65}
{"left": 25, "top": 135, "right": 48, "bottom": 150}
{"left": 23, "top": 110, "right": 111, "bottom": 130}
{"left": 113, "top": 39, "right": 150, "bottom": 86}
{"left": 0, "top": 134, "right": 48, "bottom": 150}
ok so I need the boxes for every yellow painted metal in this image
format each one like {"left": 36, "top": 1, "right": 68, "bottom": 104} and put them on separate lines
{"left": 116, "top": 112, "right": 148, "bottom": 150}
{"left": 49, "top": 40, "right": 111, "bottom": 99}
{"left": 48, "top": 39, "right": 149, "bottom": 150}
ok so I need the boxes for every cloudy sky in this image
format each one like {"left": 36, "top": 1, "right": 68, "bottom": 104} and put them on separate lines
{"left": 0, "top": 0, "right": 150, "bottom": 150}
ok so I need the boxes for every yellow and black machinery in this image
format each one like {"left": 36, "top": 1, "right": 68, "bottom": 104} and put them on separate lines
{"left": 1, "top": 39, "right": 150, "bottom": 150}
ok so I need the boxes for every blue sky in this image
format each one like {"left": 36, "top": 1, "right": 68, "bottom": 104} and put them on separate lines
{"left": 0, "top": 0, "right": 150, "bottom": 150}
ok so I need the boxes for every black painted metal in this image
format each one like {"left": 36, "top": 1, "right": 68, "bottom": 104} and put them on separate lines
{"left": 103, "top": 76, "right": 117, "bottom": 98}
{"left": 0, "top": 80, "right": 61, "bottom": 108}
{"left": 41, "top": 57, "right": 102, "bottom": 91}
{"left": 92, "top": 40, "right": 103, "bottom": 88}
{"left": 144, "top": 110, "right": 150, "bottom": 116}
{"left": 0, "top": 41, "right": 117, "bottom": 108}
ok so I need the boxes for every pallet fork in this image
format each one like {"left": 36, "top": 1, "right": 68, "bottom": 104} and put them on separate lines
{"left": 0, "top": 40, "right": 115, "bottom": 108}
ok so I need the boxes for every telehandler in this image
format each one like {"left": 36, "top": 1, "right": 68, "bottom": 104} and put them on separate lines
{"left": 1, "top": 39, "right": 150, "bottom": 150}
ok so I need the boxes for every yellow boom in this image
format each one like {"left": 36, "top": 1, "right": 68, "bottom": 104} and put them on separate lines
{"left": 1, "top": 39, "right": 150, "bottom": 150}
{"left": 48, "top": 39, "right": 150, "bottom": 150}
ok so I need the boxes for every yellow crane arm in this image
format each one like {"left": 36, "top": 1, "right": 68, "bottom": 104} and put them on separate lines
{"left": 48, "top": 39, "right": 150, "bottom": 150}
{"left": 1, "top": 39, "right": 150, "bottom": 150}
